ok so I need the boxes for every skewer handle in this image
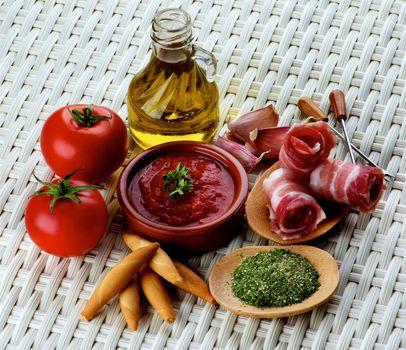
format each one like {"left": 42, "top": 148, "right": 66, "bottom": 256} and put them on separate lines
{"left": 297, "top": 97, "right": 328, "bottom": 122}
{"left": 298, "top": 95, "right": 394, "bottom": 184}
{"left": 329, "top": 90, "right": 347, "bottom": 121}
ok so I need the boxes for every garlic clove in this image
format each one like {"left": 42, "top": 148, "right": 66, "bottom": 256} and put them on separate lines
{"left": 244, "top": 142, "right": 258, "bottom": 155}
{"left": 215, "top": 136, "right": 265, "bottom": 172}
{"left": 248, "top": 126, "right": 290, "bottom": 159}
{"left": 228, "top": 105, "right": 279, "bottom": 142}
{"left": 224, "top": 130, "right": 242, "bottom": 143}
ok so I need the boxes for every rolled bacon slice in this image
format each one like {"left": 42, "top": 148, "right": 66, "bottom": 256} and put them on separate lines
{"left": 309, "top": 159, "right": 385, "bottom": 212}
{"left": 263, "top": 167, "right": 326, "bottom": 240}
{"left": 279, "top": 121, "right": 336, "bottom": 176}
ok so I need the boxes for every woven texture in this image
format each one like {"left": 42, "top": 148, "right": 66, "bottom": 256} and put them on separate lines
{"left": 1, "top": 0, "right": 406, "bottom": 349}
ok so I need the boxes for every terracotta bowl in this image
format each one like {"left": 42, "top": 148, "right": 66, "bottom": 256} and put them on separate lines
{"left": 117, "top": 141, "right": 249, "bottom": 254}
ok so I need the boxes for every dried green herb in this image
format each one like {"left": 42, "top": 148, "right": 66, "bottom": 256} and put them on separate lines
{"left": 232, "top": 249, "right": 320, "bottom": 308}
{"left": 163, "top": 163, "right": 193, "bottom": 198}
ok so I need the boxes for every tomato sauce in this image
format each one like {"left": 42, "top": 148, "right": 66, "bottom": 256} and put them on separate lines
{"left": 130, "top": 154, "right": 235, "bottom": 226}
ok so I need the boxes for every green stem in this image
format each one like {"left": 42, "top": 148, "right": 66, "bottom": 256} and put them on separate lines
{"left": 32, "top": 170, "right": 102, "bottom": 214}
{"left": 68, "top": 105, "right": 111, "bottom": 127}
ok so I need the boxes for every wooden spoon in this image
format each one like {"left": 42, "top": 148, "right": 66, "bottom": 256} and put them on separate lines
{"left": 246, "top": 162, "right": 349, "bottom": 244}
{"left": 209, "top": 245, "right": 339, "bottom": 318}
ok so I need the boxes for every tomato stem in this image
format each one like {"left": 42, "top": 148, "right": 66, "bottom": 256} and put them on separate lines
{"left": 68, "top": 105, "right": 111, "bottom": 127}
{"left": 32, "top": 170, "right": 102, "bottom": 214}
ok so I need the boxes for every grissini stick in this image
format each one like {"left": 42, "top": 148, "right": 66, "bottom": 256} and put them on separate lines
{"left": 173, "top": 260, "right": 216, "bottom": 304}
{"left": 80, "top": 242, "right": 159, "bottom": 321}
{"left": 329, "top": 90, "right": 356, "bottom": 164}
{"left": 139, "top": 266, "right": 176, "bottom": 323}
{"left": 123, "top": 231, "right": 183, "bottom": 285}
{"left": 297, "top": 96, "right": 395, "bottom": 185}
{"left": 119, "top": 276, "right": 141, "bottom": 331}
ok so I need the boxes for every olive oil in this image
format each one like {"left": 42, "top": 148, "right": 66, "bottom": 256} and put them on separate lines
{"left": 128, "top": 56, "right": 219, "bottom": 149}
{"left": 127, "top": 8, "right": 219, "bottom": 149}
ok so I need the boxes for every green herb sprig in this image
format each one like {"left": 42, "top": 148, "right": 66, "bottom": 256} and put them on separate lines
{"left": 163, "top": 163, "right": 193, "bottom": 198}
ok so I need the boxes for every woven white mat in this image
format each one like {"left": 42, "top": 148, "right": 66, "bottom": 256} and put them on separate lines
{"left": 1, "top": 0, "right": 406, "bottom": 349}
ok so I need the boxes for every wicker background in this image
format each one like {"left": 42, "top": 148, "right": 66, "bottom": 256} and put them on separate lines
{"left": 1, "top": 0, "right": 406, "bottom": 349}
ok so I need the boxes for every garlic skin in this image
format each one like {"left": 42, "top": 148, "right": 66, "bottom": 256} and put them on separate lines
{"left": 228, "top": 105, "right": 279, "bottom": 143}
{"left": 248, "top": 126, "right": 290, "bottom": 159}
{"left": 224, "top": 131, "right": 241, "bottom": 143}
{"left": 215, "top": 136, "right": 265, "bottom": 172}
{"left": 244, "top": 142, "right": 257, "bottom": 154}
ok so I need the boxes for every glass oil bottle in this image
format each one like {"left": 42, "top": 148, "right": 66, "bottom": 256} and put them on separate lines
{"left": 127, "top": 8, "right": 219, "bottom": 149}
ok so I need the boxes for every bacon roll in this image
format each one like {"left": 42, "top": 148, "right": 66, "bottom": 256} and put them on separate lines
{"left": 279, "top": 121, "right": 336, "bottom": 176}
{"left": 263, "top": 167, "right": 326, "bottom": 240}
{"left": 309, "top": 159, "right": 385, "bottom": 212}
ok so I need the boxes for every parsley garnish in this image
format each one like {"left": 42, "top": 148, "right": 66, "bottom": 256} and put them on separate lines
{"left": 163, "top": 163, "right": 193, "bottom": 198}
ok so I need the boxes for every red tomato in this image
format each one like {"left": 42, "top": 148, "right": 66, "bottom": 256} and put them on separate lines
{"left": 25, "top": 178, "right": 108, "bottom": 257}
{"left": 40, "top": 104, "right": 128, "bottom": 183}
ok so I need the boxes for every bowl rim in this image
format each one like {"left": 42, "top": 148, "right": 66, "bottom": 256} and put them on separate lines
{"left": 117, "top": 141, "right": 249, "bottom": 236}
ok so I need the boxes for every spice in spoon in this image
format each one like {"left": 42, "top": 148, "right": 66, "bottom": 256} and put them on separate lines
{"left": 232, "top": 249, "right": 320, "bottom": 308}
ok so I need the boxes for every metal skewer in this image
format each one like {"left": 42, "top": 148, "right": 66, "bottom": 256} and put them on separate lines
{"left": 297, "top": 96, "right": 395, "bottom": 185}
{"left": 329, "top": 90, "right": 356, "bottom": 164}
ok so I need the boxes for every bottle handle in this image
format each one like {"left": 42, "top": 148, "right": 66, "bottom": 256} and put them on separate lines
{"left": 192, "top": 44, "right": 217, "bottom": 83}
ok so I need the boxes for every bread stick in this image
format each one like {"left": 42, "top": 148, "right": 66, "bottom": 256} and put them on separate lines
{"left": 139, "top": 266, "right": 175, "bottom": 323}
{"left": 80, "top": 242, "right": 159, "bottom": 321}
{"left": 123, "top": 231, "right": 182, "bottom": 285}
{"left": 173, "top": 261, "right": 216, "bottom": 304}
{"left": 119, "top": 276, "right": 141, "bottom": 331}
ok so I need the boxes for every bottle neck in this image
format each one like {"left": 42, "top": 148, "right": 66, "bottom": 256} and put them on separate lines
{"left": 151, "top": 8, "right": 193, "bottom": 63}
{"left": 151, "top": 42, "right": 193, "bottom": 63}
